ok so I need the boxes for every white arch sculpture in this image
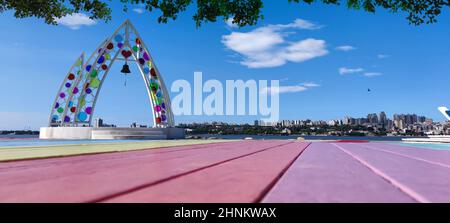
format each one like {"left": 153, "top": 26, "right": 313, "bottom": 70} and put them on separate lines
{"left": 48, "top": 20, "right": 174, "bottom": 128}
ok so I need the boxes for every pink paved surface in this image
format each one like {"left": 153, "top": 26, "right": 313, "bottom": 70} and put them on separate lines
{"left": 336, "top": 143, "right": 450, "bottom": 202}
{"left": 359, "top": 142, "right": 450, "bottom": 166}
{"left": 2, "top": 141, "right": 450, "bottom": 203}
{"left": 104, "top": 142, "right": 309, "bottom": 203}
{"left": 0, "top": 140, "right": 305, "bottom": 202}
{"left": 263, "top": 142, "right": 450, "bottom": 203}
{"left": 262, "top": 142, "right": 415, "bottom": 203}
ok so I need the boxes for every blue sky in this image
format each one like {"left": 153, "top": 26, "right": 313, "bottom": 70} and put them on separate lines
{"left": 0, "top": 1, "right": 449, "bottom": 129}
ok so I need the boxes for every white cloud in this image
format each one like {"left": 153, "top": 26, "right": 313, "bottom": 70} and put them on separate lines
{"left": 222, "top": 19, "right": 327, "bottom": 68}
{"left": 336, "top": 45, "right": 356, "bottom": 51}
{"left": 260, "top": 82, "right": 319, "bottom": 95}
{"left": 364, "top": 72, "right": 383, "bottom": 77}
{"left": 339, "top": 67, "right": 364, "bottom": 75}
{"left": 377, "top": 54, "right": 390, "bottom": 59}
{"left": 283, "top": 39, "right": 328, "bottom": 62}
{"left": 338, "top": 68, "right": 382, "bottom": 77}
{"left": 269, "top": 18, "right": 322, "bottom": 30}
{"left": 300, "top": 82, "right": 320, "bottom": 87}
{"left": 55, "top": 13, "right": 96, "bottom": 30}
{"left": 225, "top": 18, "right": 238, "bottom": 28}
{"left": 223, "top": 27, "right": 284, "bottom": 55}
{"left": 133, "top": 8, "right": 145, "bottom": 14}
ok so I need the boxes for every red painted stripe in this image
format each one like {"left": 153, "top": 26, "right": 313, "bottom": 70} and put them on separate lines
{"left": 103, "top": 142, "right": 309, "bottom": 203}
{"left": 335, "top": 140, "right": 369, "bottom": 143}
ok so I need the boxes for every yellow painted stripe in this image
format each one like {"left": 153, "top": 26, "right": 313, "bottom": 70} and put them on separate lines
{"left": 0, "top": 139, "right": 235, "bottom": 162}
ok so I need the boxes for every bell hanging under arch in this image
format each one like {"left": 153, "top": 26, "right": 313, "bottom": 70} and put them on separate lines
{"left": 121, "top": 62, "right": 131, "bottom": 74}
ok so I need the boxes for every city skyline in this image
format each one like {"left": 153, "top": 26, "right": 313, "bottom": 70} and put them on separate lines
{"left": 181, "top": 111, "right": 447, "bottom": 136}
{"left": 1, "top": 1, "right": 449, "bottom": 130}
{"left": 0, "top": 109, "right": 440, "bottom": 131}
{"left": 256, "top": 111, "right": 434, "bottom": 126}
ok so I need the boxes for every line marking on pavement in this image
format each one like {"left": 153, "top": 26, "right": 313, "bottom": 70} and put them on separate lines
{"left": 331, "top": 143, "right": 430, "bottom": 203}
{"left": 356, "top": 144, "right": 450, "bottom": 170}
{"left": 256, "top": 142, "right": 311, "bottom": 203}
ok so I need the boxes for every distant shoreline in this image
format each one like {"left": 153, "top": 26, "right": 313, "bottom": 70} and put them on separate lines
{"left": 0, "top": 131, "right": 39, "bottom": 135}
{"left": 189, "top": 134, "right": 420, "bottom": 141}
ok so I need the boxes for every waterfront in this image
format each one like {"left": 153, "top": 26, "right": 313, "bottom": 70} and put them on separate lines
{"left": 194, "top": 134, "right": 413, "bottom": 141}
{"left": 0, "top": 134, "right": 39, "bottom": 139}
{"left": 0, "top": 134, "right": 426, "bottom": 147}
{"left": 1, "top": 133, "right": 450, "bottom": 202}
{"left": 0, "top": 134, "right": 414, "bottom": 148}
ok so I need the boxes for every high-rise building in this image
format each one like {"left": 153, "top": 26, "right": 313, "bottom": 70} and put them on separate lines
{"left": 412, "top": 114, "right": 418, "bottom": 124}
{"left": 94, "top": 118, "right": 103, "bottom": 128}
{"left": 394, "top": 118, "right": 405, "bottom": 129}
{"left": 367, "top": 113, "right": 378, "bottom": 124}
{"left": 379, "top": 112, "right": 387, "bottom": 126}
{"left": 387, "top": 119, "right": 394, "bottom": 130}
{"left": 356, "top": 118, "right": 368, "bottom": 125}
{"left": 343, "top": 116, "right": 351, "bottom": 125}
{"left": 281, "top": 120, "right": 294, "bottom": 127}
{"left": 405, "top": 114, "right": 413, "bottom": 125}
{"left": 393, "top": 114, "right": 400, "bottom": 122}
{"left": 418, "top": 116, "right": 426, "bottom": 123}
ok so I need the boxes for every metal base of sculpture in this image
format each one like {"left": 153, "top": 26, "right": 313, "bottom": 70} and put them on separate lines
{"left": 39, "top": 127, "right": 185, "bottom": 140}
